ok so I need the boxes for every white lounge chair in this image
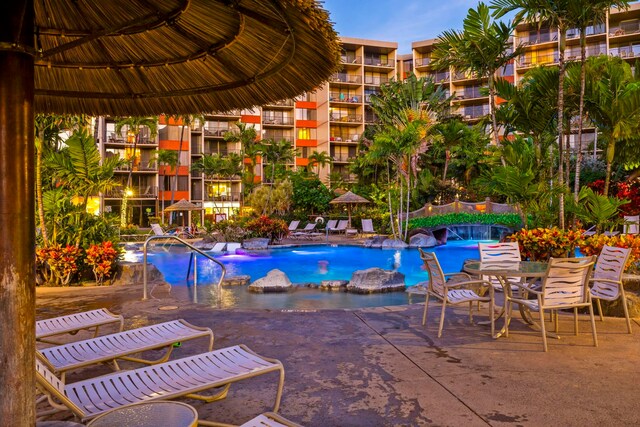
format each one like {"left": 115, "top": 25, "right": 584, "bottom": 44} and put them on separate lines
{"left": 360, "top": 219, "right": 377, "bottom": 236}
{"left": 419, "top": 249, "right": 494, "bottom": 338}
{"left": 623, "top": 215, "right": 639, "bottom": 235}
{"left": 240, "top": 412, "right": 303, "bottom": 427}
{"left": 36, "top": 344, "right": 285, "bottom": 424}
{"left": 329, "top": 220, "right": 348, "bottom": 234}
{"left": 226, "top": 242, "right": 242, "bottom": 253}
{"left": 211, "top": 242, "right": 227, "bottom": 252}
{"left": 38, "top": 319, "right": 214, "bottom": 379}
{"left": 150, "top": 223, "right": 167, "bottom": 236}
{"left": 590, "top": 245, "right": 633, "bottom": 333}
{"left": 324, "top": 219, "right": 338, "bottom": 231}
{"left": 287, "top": 220, "right": 301, "bottom": 231}
{"left": 291, "top": 223, "right": 316, "bottom": 239}
{"left": 36, "top": 309, "right": 124, "bottom": 344}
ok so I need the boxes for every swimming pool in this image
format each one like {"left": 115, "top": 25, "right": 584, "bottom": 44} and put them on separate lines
{"left": 144, "top": 240, "right": 492, "bottom": 310}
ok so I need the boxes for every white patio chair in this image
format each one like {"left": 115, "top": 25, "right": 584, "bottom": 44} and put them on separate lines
{"left": 36, "top": 344, "right": 285, "bottom": 424}
{"left": 239, "top": 412, "right": 302, "bottom": 427}
{"left": 211, "top": 242, "right": 227, "bottom": 252}
{"left": 287, "top": 220, "right": 300, "bottom": 231}
{"left": 324, "top": 219, "right": 338, "bottom": 231}
{"left": 505, "top": 256, "right": 597, "bottom": 352}
{"left": 418, "top": 249, "right": 494, "bottom": 338}
{"left": 36, "top": 309, "right": 124, "bottom": 344}
{"left": 623, "top": 215, "right": 639, "bottom": 235}
{"left": 291, "top": 223, "right": 317, "bottom": 239}
{"left": 329, "top": 220, "right": 348, "bottom": 234}
{"left": 590, "top": 245, "right": 633, "bottom": 333}
{"left": 226, "top": 242, "right": 242, "bottom": 253}
{"left": 360, "top": 219, "right": 377, "bottom": 236}
{"left": 478, "top": 242, "right": 523, "bottom": 292}
{"left": 38, "top": 319, "right": 214, "bottom": 380}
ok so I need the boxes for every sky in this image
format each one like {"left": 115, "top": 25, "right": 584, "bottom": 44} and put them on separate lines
{"left": 322, "top": 0, "right": 481, "bottom": 54}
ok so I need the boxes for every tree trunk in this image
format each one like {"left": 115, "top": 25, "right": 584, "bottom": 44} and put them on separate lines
{"left": 489, "top": 75, "right": 500, "bottom": 146}
{"left": 36, "top": 133, "right": 49, "bottom": 245}
{"left": 574, "top": 33, "right": 587, "bottom": 202}
{"left": 557, "top": 28, "right": 567, "bottom": 230}
{"left": 0, "top": 1, "right": 36, "bottom": 422}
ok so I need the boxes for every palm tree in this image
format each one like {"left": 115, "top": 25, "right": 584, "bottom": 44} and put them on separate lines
{"left": 224, "top": 121, "right": 260, "bottom": 198}
{"left": 492, "top": 0, "right": 574, "bottom": 228}
{"left": 260, "top": 139, "right": 297, "bottom": 214}
{"left": 307, "top": 150, "right": 333, "bottom": 176}
{"left": 568, "top": 1, "right": 630, "bottom": 201}
{"left": 434, "top": 119, "right": 469, "bottom": 180}
{"left": 46, "top": 129, "right": 123, "bottom": 247}
{"left": 166, "top": 115, "right": 203, "bottom": 210}
{"left": 432, "top": 3, "right": 522, "bottom": 145}
{"left": 150, "top": 149, "right": 178, "bottom": 218}
{"left": 581, "top": 56, "right": 640, "bottom": 197}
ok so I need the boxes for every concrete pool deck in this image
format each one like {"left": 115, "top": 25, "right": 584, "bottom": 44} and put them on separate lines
{"left": 36, "top": 281, "right": 640, "bottom": 427}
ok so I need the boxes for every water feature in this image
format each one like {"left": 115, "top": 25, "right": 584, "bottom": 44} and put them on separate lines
{"left": 140, "top": 240, "right": 493, "bottom": 310}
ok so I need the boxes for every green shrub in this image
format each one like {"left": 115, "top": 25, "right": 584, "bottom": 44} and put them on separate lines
{"left": 408, "top": 212, "right": 522, "bottom": 230}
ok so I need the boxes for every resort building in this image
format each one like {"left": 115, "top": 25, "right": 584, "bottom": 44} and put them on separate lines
{"left": 95, "top": 4, "right": 640, "bottom": 225}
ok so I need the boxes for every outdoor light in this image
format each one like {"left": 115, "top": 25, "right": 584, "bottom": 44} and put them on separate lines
{"left": 125, "top": 188, "right": 134, "bottom": 197}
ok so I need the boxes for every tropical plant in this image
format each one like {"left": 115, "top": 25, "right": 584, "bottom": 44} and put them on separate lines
{"left": 307, "top": 150, "right": 333, "bottom": 176}
{"left": 434, "top": 119, "right": 469, "bottom": 180}
{"left": 509, "top": 227, "right": 583, "bottom": 261}
{"left": 408, "top": 212, "right": 523, "bottom": 230}
{"left": 260, "top": 139, "right": 297, "bottom": 214}
{"left": 432, "top": 2, "right": 522, "bottom": 145}
{"left": 36, "top": 244, "right": 82, "bottom": 286}
{"left": 290, "top": 172, "right": 333, "bottom": 215}
{"left": 245, "top": 215, "right": 289, "bottom": 243}
{"left": 567, "top": 186, "right": 628, "bottom": 233}
{"left": 85, "top": 241, "right": 121, "bottom": 285}
{"left": 224, "top": 121, "right": 260, "bottom": 197}
{"left": 150, "top": 149, "right": 178, "bottom": 217}
{"left": 246, "top": 179, "right": 293, "bottom": 216}
{"left": 580, "top": 233, "right": 640, "bottom": 272}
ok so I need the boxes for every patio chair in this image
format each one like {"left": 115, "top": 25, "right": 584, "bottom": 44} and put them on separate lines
{"left": 505, "top": 256, "right": 597, "bottom": 352}
{"left": 38, "top": 319, "right": 214, "bottom": 380}
{"left": 36, "top": 309, "right": 124, "bottom": 345}
{"left": 329, "top": 220, "right": 348, "bottom": 234}
{"left": 239, "top": 412, "right": 302, "bottom": 427}
{"left": 36, "top": 344, "right": 285, "bottom": 424}
{"left": 360, "top": 219, "right": 377, "bottom": 236}
{"left": 324, "top": 219, "right": 338, "bottom": 232}
{"left": 623, "top": 215, "right": 639, "bottom": 235}
{"left": 150, "top": 223, "right": 167, "bottom": 236}
{"left": 211, "top": 242, "right": 227, "bottom": 252}
{"left": 287, "top": 220, "right": 301, "bottom": 231}
{"left": 590, "top": 245, "right": 633, "bottom": 333}
{"left": 291, "top": 223, "right": 317, "bottom": 239}
{"left": 418, "top": 249, "right": 494, "bottom": 338}
{"left": 226, "top": 242, "right": 242, "bottom": 253}
{"left": 478, "top": 242, "right": 523, "bottom": 292}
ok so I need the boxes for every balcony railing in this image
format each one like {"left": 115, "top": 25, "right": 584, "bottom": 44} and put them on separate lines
{"left": 262, "top": 117, "right": 295, "bottom": 125}
{"left": 517, "top": 53, "right": 558, "bottom": 68}
{"left": 566, "top": 46, "right": 607, "bottom": 60}
{"left": 331, "top": 73, "right": 362, "bottom": 84}
{"left": 516, "top": 32, "right": 558, "bottom": 46}
{"left": 567, "top": 24, "right": 605, "bottom": 39}
{"left": 457, "top": 106, "right": 490, "bottom": 119}
{"left": 203, "top": 192, "right": 242, "bottom": 202}
{"left": 202, "top": 148, "right": 242, "bottom": 156}
{"left": 203, "top": 127, "right": 229, "bottom": 137}
{"left": 415, "top": 57, "right": 432, "bottom": 67}
{"left": 115, "top": 162, "right": 158, "bottom": 172}
{"left": 611, "top": 21, "right": 640, "bottom": 37}
{"left": 329, "top": 114, "right": 362, "bottom": 123}
{"left": 329, "top": 93, "right": 361, "bottom": 103}
{"left": 330, "top": 133, "right": 360, "bottom": 142}
{"left": 264, "top": 99, "right": 294, "bottom": 107}
{"left": 452, "top": 71, "right": 479, "bottom": 81}
{"left": 341, "top": 54, "right": 361, "bottom": 64}
{"left": 364, "top": 114, "right": 380, "bottom": 124}
{"left": 364, "top": 58, "right": 393, "bottom": 67}
{"left": 363, "top": 75, "right": 390, "bottom": 86}
{"left": 107, "top": 134, "right": 157, "bottom": 145}
{"left": 609, "top": 46, "right": 640, "bottom": 59}
{"left": 104, "top": 185, "right": 158, "bottom": 198}
{"left": 364, "top": 93, "right": 380, "bottom": 103}
{"left": 453, "top": 89, "right": 486, "bottom": 100}
{"left": 331, "top": 155, "right": 356, "bottom": 163}
{"left": 263, "top": 133, "right": 293, "bottom": 142}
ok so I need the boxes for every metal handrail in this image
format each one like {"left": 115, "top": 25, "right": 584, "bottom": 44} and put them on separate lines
{"left": 142, "top": 235, "right": 226, "bottom": 300}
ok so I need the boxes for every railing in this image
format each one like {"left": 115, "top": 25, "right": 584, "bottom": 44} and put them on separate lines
{"left": 610, "top": 21, "right": 640, "bottom": 37}
{"left": 142, "top": 235, "right": 226, "bottom": 301}
{"left": 263, "top": 132, "right": 293, "bottom": 142}
{"left": 516, "top": 32, "right": 558, "bottom": 46}
{"left": 329, "top": 93, "right": 361, "bottom": 103}
{"left": 363, "top": 75, "right": 390, "bottom": 85}
{"left": 331, "top": 155, "right": 355, "bottom": 162}
{"left": 364, "top": 58, "right": 393, "bottom": 67}
{"left": 609, "top": 46, "right": 640, "bottom": 59}
{"left": 330, "top": 113, "right": 362, "bottom": 123}
{"left": 331, "top": 73, "right": 362, "bottom": 84}
{"left": 364, "top": 114, "right": 380, "bottom": 124}
{"left": 262, "top": 117, "right": 295, "bottom": 125}
{"left": 330, "top": 133, "right": 359, "bottom": 142}
{"left": 203, "top": 192, "right": 242, "bottom": 202}
{"left": 202, "top": 147, "right": 242, "bottom": 156}
{"left": 408, "top": 197, "right": 517, "bottom": 219}
{"left": 456, "top": 106, "right": 490, "bottom": 119}
{"left": 567, "top": 24, "right": 605, "bottom": 39}
{"left": 104, "top": 186, "right": 158, "bottom": 198}
{"left": 341, "top": 55, "right": 361, "bottom": 64}
{"left": 203, "top": 127, "right": 229, "bottom": 137}
{"left": 107, "top": 134, "right": 157, "bottom": 145}
{"left": 114, "top": 163, "right": 158, "bottom": 172}
{"left": 264, "top": 99, "right": 294, "bottom": 107}
{"left": 453, "top": 88, "right": 485, "bottom": 100}
{"left": 452, "top": 71, "right": 479, "bottom": 81}
{"left": 415, "top": 57, "right": 432, "bottom": 67}
{"left": 518, "top": 53, "right": 558, "bottom": 67}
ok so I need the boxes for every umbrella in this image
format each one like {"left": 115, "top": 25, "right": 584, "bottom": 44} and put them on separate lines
{"left": 330, "top": 191, "right": 370, "bottom": 228}
{"left": 163, "top": 199, "right": 204, "bottom": 227}
{"left": 1, "top": 0, "right": 340, "bottom": 420}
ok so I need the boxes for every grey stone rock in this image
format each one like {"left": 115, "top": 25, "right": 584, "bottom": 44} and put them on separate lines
{"left": 409, "top": 233, "right": 437, "bottom": 248}
{"left": 320, "top": 280, "right": 348, "bottom": 291}
{"left": 381, "top": 239, "right": 408, "bottom": 249}
{"left": 242, "top": 238, "right": 270, "bottom": 250}
{"left": 347, "top": 268, "right": 405, "bottom": 294}
{"left": 248, "top": 269, "right": 292, "bottom": 293}
{"left": 362, "top": 235, "right": 386, "bottom": 248}
{"left": 222, "top": 275, "right": 251, "bottom": 286}
{"left": 192, "top": 240, "right": 213, "bottom": 250}
{"left": 112, "top": 262, "right": 165, "bottom": 286}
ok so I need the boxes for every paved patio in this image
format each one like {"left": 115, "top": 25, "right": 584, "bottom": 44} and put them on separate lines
{"left": 36, "top": 279, "right": 640, "bottom": 427}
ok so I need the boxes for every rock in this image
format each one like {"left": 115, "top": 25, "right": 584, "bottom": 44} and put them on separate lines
{"left": 381, "top": 239, "right": 408, "bottom": 249}
{"left": 248, "top": 269, "right": 292, "bottom": 293}
{"left": 222, "top": 275, "right": 251, "bottom": 286}
{"left": 112, "top": 262, "right": 165, "bottom": 286}
{"left": 409, "top": 233, "right": 437, "bottom": 248}
{"left": 191, "top": 240, "right": 213, "bottom": 250}
{"left": 347, "top": 267, "right": 405, "bottom": 294}
{"left": 242, "top": 238, "right": 270, "bottom": 250}
{"left": 320, "top": 280, "right": 348, "bottom": 291}
{"left": 363, "top": 235, "right": 387, "bottom": 248}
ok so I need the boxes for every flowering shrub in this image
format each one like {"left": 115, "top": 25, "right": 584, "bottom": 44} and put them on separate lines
{"left": 85, "top": 241, "right": 120, "bottom": 285}
{"left": 579, "top": 234, "right": 640, "bottom": 272}
{"left": 588, "top": 179, "right": 640, "bottom": 216}
{"left": 508, "top": 228, "right": 583, "bottom": 261}
{"left": 246, "top": 215, "right": 289, "bottom": 242}
{"left": 36, "top": 244, "right": 82, "bottom": 286}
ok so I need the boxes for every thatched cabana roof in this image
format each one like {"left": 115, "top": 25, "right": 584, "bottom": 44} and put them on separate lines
{"left": 163, "top": 198, "right": 203, "bottom": 212}
{"left": 34, "top": 0, "right": 341, "bottom": 115}
{"left": 330, "top": 191, "right": 370, "bottom": 205}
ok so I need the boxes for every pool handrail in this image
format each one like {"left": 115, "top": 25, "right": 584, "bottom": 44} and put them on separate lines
{"left": 142, "top": 235, "right": 226, "bottom": 301}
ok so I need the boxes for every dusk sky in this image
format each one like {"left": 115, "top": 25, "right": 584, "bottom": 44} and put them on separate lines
{"left": 322, "top": 0, "right": 483, "bottom": 53}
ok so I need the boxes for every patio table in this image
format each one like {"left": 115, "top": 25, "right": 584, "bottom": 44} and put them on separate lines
{"left": 463, "top": 260, "right": 548, "bottom": 338}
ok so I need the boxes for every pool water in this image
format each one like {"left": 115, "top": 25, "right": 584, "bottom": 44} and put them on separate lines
{"left": 145, "top": 241, "right": 492, "bottom": 309}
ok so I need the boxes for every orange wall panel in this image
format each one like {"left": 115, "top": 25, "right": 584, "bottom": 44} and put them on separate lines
{"left": 159, "top": 116, "right": 184, "bottom": 126}
{"left": 296, "top": 120, "right": 317, "bottom": 128}
{"left": 242, "top": 115, "right": 261, "bottom": 124}
{"left": 159, "top": 140, "right": 189, "bottom": 150}
{"left": 295, "top": 101, "right": 316, "bottom": 109}
{"left": 159, "top": 190, "right": 189, "bottom": 201}
{"left": 296, "top": 139, "right": 317, "bottom": 147}
{"left": 296, "top": 158, "right": 309, "bottom": 166}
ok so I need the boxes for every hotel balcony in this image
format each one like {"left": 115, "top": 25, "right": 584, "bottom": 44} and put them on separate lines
{"left": 414, "top": 57, "right": 432, "bottom": 68}
{"left": 517, "top": 53, "right": 558, "bottom": 69}
{"left": 363, "top": 75, "right": 390, "bottom": 86}
{"left": 114, "top": 162, "right": 158, "bottom": 173}
{"left": 203, "top": 126, "right": 230, "bottom": 137}
{"left": 262, "top": 117, "right": 295, "bottom": 126}
{"left": 364, "top": 113, "right": 380, "bottom": 124}
{"left": 363, "top": 58, "right": 394, "bottom": 67}
{"left": 341, "top": 54, "right": 362, "bottom": 65}
{"left": 331, "top": 154, "right": 356, "bottom": 164}
{"left": 330, "top": 113, "right": 362, "bottom": 124}
{"left": 264, "top": 99, "right": 294, "bottom": 108}
{"left": 107, "top": 133, "right": 157, "bottom": 145}
{"left": 203, "top": 192, "right": 242, "bottom": 202}
{"left": 452, "top": 71, "right": 481, "bottom": 82}
{"left": 329, "top": 93, "right": 362, "bottom": 103}
{"left": 566, "top": 24, "right": 605, "bottom": 40}
{"left": 330, "top": 133, "right": 360, "bottom": 143}
{"left": 331, "top": 73, "right": 362, "bottom": 84}
{"left": 515, "top": 31, "right": 558, "bottom": 47}
{"left": 104, "top": 185, "right": 158, "bottom": 199}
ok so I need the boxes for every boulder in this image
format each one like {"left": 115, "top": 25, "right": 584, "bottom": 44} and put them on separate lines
{"left": 222, "top": 275, "right": 251, "bottom": 286}
{"left": 248, "top": 269, "right": 292, "bottom": 293}
{"left": 347, "top": 267, "right": 405, "bottom": 294}
{"left": 381, "top": 239, "right": 408, "bottom": 249}
{"left": 409, "top": 233, "right": 437, "bottom": 248}
{"left": 242, "top": 238, "right": 270, "bottom": 250}
{"left": 112, "top": 262, "right": 165, "bottom": 286}
{"left": 191, "top": 240, "right": 214, "bottom": 250}
{"left": 320, "top": 280, "right": 348, "bottom": 291}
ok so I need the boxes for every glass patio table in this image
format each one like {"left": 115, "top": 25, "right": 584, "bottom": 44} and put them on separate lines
{"left": 464, "top": 260, "right": 548, "bottom": 338}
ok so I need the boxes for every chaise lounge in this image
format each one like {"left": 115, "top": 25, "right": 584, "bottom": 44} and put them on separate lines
{"left": 36, "top": 308, "right": 124, "bottom": 344}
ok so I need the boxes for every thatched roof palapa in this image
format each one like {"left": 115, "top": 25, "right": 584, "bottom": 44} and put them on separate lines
{"left": 34, "top": 0, "right": 342, "bottom": 116}
{"left": 163, "top": 198, "right": 204, "bottom": 212}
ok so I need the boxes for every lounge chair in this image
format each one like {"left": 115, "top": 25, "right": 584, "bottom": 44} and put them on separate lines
{"left": 623, "top": 215, "right": 639, "bottom": 235}
{"left": 324, "top": 219, "right": 338, "bottom": 232}
{"left": 478, "top": 242, "right": 523, "bottom": 292}
{"left": 226, "top": 242, "right": 242, "bottom": 253}
{"left": 38, "top": 319, "right": 214, "bottom": 380}
{"left": 36, "top": 309, "right": 124, "bottom": 345}
{"left": 150, "top": 223, "right": 167, "bottom": 236}
{"left": 287, "top": 220, "right": 301, "bottom": 231}
{"left": 291, "top": 223, "right": 316, "bottom": 239}
{"left": 329, "top": 220, "right": 348, "bottom": 234}
{"left": 360, "top": 219, "right": 377, "bottom": 236}
{"left": 36, "top": 344, "right": 285, "bottom": 424}
{"left": 239, "top": 412, "right": 303, "bottom": 427}
{"left": 211, "top": 242, "right": 227, "bottom": 252}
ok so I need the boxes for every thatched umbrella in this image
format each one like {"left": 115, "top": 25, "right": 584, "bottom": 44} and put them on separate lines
{"left": 330, "top": 191, "right": 370, "bottom": 228}
{"left": 163, "top": 199, "right": 204, "bottom": 227}
{"left": 1, "top": 0, "right": 340, "bottom": 421}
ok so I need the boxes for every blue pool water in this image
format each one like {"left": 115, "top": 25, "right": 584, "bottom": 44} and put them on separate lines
{"left": 143, "top": 240, "right": 492, "bottom": 310}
